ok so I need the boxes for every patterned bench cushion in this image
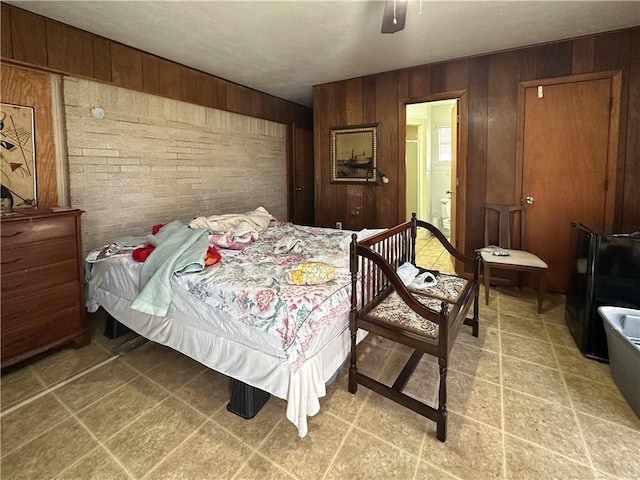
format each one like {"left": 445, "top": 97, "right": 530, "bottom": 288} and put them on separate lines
{"left": 367, "top": 273, "right": 470, "bottom": 339}
{"left": 408, "top": 273, "right": 468, "bottom": 304}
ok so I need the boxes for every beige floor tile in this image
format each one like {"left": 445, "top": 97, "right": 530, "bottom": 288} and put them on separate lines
{"left": 143, "top": 351, "right": 207, "bottom": 392}
{"left": 325, "top": 427, "right": 418, "bottom": 480}
{"left": 504, "top": 435, "right": 595, "bottom": 480}
{"left": 354, "top": 340, "right": 393, "bottom": 381}
{"left": 322, "top": 369, "right": 369, "bottom": 424}
{"left": 546, "top": 322, "right": 579, "bottom": 348}
{"left": 502, "top": 389, "right": 589, "bottom": 463}
{"left": 119, "top": 341, "right": 179, "bottom": 374}
{"left": 104, "top": 396, "right": 206, "bottom": 478}
{"left": 415, "top": 461, "right": 459, "bottom": 480}
{"left": 0, "top": 367, "right": 46, "bottom": 411}
{"left": 595, "top": 469, "right": 629, "bottom": 480}
{"left": 500, "top": 312, "right": 550, "bottom": 343}
{"left": 378, "top": 348, "right": 418, "bottom": 384}
{"left": 173, "top": 369, "right": 231, "bottom": 417}
{"left": 500, "top": 296, "right": 543, "bottom": 318}
{"left": 212, "top": 394, "right": 287, "bottom": 448}
{"left": 234, "top": 453, "right": 297, "bottom": 480}
{"left": 450, "top": 342, "right": 501, "bottom": 383}
{"left": 1, "top": 393, "right": 70, "bottom": 455}
{"left": 435, "top": 262, "right": 455, "bottom": 274}
{"left": 55, "top": 446, "right": 131, "bottom": 480}
{"left": 1, "top": 417, "right": 99, "bottom": 480}
{"left": 542, "top": 296, "right": 568, "bottom": 324}
{"left": 577, "top": 412, "right": 640, "bottom": 479}
{"left": 501, "top": 356, "right": 571, "bottom": 407}
{"left": 480, "top": 307, "right": 500, "bottom": 329}
{"left": 563, "top": 373, "right": 640, "bottom": 431}
{"left": 447, "top": 370, "right": 503, "bottom": 429}
{"left": 392, "top": 340, "right": 419, "bottom": 357}
{"left": 30, "top": 342, "right": 114, "bottom": 387}
{"left": 498, "top": 286, "right": 540, "bottom": 302}
{"left": 421, "top": 412, "right": 505, "bottom": 479}
{"left": 355, "top": 391, "right": 428, "bottom": 456}
{"left": 76, "top": 375, "right": 169, "bottom": 441}
{"left": 403, "top": 356, "right": 440, "bottom": 404}
{"left": 259, "top": 412, "right": 350, "bottom": 480}
{"left": 501, "top": 332, "right": 558, "bottom": 369}
{"left": 456, "top": 325, "right": 501, "bottom": 353}
{"left": 146, "top": 420, "right": 253, "bottom": 479}
{"left": 498, "top": 286, "right": 541, "bottom": 305}
{"left": 359, "top": 333, "right": 394, "bottom": 351}
{"left": 53, "top": 359, "right": 138, "bottom": 412}
{"left": 482, "top": 289, "right": 500, "bottom": 311}
{"left": 553, "top": 344, "right": 615, "bottom": 386}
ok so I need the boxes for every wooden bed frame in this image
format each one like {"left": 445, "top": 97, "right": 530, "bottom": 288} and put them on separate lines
{"left": 349, "top": 214, "right": 480, "bottom": 441}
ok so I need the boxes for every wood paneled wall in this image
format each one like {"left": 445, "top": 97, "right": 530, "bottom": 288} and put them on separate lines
{"left": 0, "top": 4, "right": 312, "bottom": 130}
{"left": 313, "top": 27, "right": 640, "bottom": 257}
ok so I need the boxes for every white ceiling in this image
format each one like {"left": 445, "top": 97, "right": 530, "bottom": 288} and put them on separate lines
{"left": 8, "top": 1, "right": 640, "bottom": 107}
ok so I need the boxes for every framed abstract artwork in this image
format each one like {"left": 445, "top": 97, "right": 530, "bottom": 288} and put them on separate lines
{"left": 1, "top": 103, "right": 37, "bottom": 209}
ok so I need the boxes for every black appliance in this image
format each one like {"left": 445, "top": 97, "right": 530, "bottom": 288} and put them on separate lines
{"left": 565, "top": 223, "right": 640, "bottom": 362}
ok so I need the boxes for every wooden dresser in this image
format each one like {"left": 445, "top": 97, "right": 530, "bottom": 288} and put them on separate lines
{"left": 1, "top": 208, "right": 89, "bottom": 368}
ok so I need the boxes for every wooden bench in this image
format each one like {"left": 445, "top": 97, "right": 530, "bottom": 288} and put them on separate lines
{"left": 349, "top": 214, "right": 480, "bottom": 442}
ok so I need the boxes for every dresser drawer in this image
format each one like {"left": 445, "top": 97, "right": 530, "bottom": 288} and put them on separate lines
{"left": 1, "top": 306, "right": 82, "bottom": 362}
{"left": 1, "top": 259, "right": 79, "bottom": 297}
{"left": 1, "top": 238, "right": 79, "bottom": 274}
{"left": 1, "top": 282, "right": 82, "bottom": 332}
{"left": 0, "top": 215, "right": 77, "bottom": 248}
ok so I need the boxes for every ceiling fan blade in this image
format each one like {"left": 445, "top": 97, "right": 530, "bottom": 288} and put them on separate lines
{"left": 381, "top": 0, "right": 408, "bottom": 34}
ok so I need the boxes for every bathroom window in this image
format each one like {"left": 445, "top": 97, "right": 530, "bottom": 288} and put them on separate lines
{"left": 437, "top": 126, "right": 452, "bottom": 163}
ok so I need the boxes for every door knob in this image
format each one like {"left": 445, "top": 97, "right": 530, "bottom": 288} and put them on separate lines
{"left": 525, "top": 196, "right": 534, "bottom": 205}
{"left": 295, "top": 187, "right": 302, "bottom": 192}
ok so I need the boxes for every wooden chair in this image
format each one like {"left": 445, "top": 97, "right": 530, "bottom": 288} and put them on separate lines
{"left": 349, "top": 215, "right": 480, "bottom": 442}
{"left": 481, "top": 205, "right": 548, "bottom": 313}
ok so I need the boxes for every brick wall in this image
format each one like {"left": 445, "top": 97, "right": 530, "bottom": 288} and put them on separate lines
{"left": 64, "top": 77, "right": 286, "bottom": 253}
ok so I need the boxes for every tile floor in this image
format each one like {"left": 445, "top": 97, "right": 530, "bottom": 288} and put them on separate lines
{"left": 1, "top": 234, "right": 639, "bottom": 479}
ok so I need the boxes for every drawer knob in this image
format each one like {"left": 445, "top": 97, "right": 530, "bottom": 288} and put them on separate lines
{"left": 1, "top": 231, "right": 23, "bottom": 238}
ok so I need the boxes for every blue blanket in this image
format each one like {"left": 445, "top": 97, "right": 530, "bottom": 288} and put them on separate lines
{"left": 130, "top": 221, "right": 210, "bottom": 317}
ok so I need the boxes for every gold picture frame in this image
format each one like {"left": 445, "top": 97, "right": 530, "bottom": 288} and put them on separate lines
{"left": 1, "top": 103, "right": 37, "bottom": 209}
{"left": 331, "top": 124, "right": 378, "bottom": 184}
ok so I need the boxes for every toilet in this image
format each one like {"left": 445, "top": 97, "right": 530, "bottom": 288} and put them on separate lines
{"left": 440, "top": 197, "right": 451, "bottom": 237}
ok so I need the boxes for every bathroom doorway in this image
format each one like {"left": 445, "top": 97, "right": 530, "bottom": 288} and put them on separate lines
{"left": 405, "top": 99, "right": 458, "bottom": 241}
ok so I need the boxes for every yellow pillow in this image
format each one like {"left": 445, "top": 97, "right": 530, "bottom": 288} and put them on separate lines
{"left": 284, "top": 262, "right": 336, "bottom": 285}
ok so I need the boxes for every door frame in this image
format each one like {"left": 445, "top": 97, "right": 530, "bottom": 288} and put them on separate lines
{"left": 400, "top": 90, "right": 468, "bottom": 274}
{"left": 405, "top": 117, "right": 426, "bottom": 223}
{"left": 515, "top": 71, "right": 621, "bottom": 230}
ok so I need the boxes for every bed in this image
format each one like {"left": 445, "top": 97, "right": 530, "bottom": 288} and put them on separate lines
{"left": 85, "top": 208, "right": 376, "bottom": 437}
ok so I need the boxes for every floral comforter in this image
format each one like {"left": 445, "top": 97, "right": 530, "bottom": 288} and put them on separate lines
{"left": 175, "top": 221, "right": 354, "bottom": 370}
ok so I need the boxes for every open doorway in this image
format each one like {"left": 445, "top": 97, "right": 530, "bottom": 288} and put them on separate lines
{"left": 405, "top": 99, "right": 457, "bottom": 241}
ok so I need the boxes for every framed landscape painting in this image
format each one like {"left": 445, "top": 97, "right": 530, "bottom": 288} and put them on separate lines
{"left": 331, "top": 124, "right": 378, "bottom": 184}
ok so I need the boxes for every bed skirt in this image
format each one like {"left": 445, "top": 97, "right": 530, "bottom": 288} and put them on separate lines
{"left": 92, "top": 287, "right": 364, "bottom": 437}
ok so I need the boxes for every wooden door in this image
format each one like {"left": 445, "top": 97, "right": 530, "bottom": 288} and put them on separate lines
{"left": 521, "top": 76, "right": 619, "bottom": 292}
{"left": 292, "top": 126, "right": 315, "bottom": 226}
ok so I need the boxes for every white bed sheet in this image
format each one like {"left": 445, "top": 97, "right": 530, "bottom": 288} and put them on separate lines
{"left": 87, "top": 252, "right": 365, "bottom": 437}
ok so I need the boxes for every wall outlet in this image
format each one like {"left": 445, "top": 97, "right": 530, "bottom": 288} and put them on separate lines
{"left": 335, "top": 221, "right": 343, "bottom": 230}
